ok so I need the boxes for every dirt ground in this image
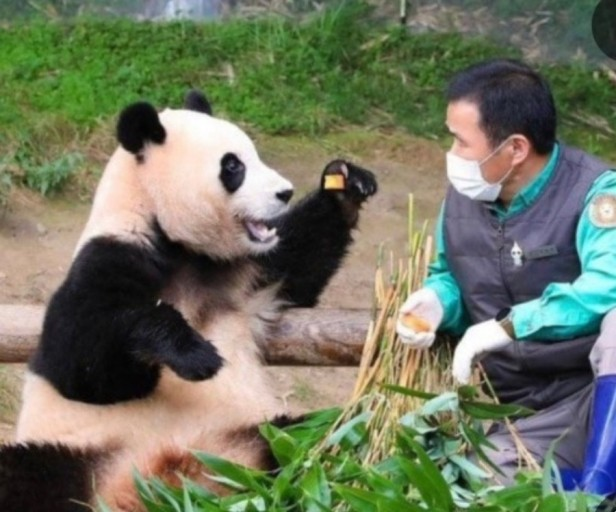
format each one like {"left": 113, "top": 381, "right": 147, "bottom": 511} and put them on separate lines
{"left": 0, "top": 128, "right": 447, "bottom": 437}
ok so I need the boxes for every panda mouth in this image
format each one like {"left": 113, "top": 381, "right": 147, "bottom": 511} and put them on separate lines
{"left": 244, "top": 219, "right": 278, "bottom": 244}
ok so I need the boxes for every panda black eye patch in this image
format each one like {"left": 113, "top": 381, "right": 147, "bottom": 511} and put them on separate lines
{"left": 220, "top": 153, "right": 246, "bottom": 193}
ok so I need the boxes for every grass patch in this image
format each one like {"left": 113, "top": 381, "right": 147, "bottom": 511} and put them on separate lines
{"left": 0, "top": 5, "right": 507, "bottom": 136}
{"left": 0, "top": 2, "right": 614, "bottom": 200}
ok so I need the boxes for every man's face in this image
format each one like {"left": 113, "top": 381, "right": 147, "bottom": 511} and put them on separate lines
{"left": 446, "top": 100, "right": 512, "bottom": 184}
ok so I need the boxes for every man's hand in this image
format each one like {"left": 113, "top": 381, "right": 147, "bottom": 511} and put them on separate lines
{"left": 396, "top": 288, "right": 444, "bottom": 348}
{"left": 452, "top": 319, "right": 513, "bottom": 384}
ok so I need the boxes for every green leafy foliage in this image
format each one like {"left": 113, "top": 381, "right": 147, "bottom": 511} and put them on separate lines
{"left": 1, "top": 2, "right": 615, "bottom": 157}
{"left": 0, "top": 158, "right": 14, "bottom": 209}
{"left": 130, "top": 388, "right": 600, "bottom": 512}
{"left": 20, "top": 151, "right": 82, "bottom": 196}
{"left": 1, "top": 2, "right": 614, "bottom": 199}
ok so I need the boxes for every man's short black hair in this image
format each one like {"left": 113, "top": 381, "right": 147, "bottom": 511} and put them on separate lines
{"left": 446, "top": 59, "right": 556, "bottom": 155}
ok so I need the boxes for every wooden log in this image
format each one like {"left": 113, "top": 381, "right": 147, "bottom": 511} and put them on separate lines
{"left": 0, "top": 304, "right": 370, "bottom": 366}
{"left": 262, "top": 308, "right": 370, "bottom": 366}
{"left": 0, "top": 305, "right": 45, "bottom": 363}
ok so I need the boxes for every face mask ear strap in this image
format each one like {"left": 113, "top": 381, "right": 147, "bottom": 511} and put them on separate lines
{"left": 479, "top": 136, "right": 513, "bottom": 166}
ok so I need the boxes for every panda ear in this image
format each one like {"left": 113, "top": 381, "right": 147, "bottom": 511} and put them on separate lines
{"left": 184, "top": 90, "right": 213, "bottom": 115}
{"left": 116, "top": 102, "right": 166, "bottom": 157}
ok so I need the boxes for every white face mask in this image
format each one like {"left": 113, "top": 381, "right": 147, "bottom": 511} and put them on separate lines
{"left": 446, "top": 138, "right": 514, "bottom": 202}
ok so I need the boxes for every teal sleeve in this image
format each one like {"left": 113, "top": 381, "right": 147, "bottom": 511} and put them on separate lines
{"left": 423, "top": 202, "right": 470, "bottom": 336}
{"left": 513, "top": 170, "right": 616, "bottom": 340}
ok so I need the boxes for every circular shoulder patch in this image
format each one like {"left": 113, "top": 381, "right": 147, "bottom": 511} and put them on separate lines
{"left": 590, "top": 194, "right": 616, "bottom": 227}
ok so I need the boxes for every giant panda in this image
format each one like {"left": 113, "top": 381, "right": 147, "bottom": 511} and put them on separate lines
{"left": 0, "top": 90, "right": 377, "bottom": 511}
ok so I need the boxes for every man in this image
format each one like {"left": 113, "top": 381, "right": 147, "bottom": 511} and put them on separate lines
{"left": 396, "top": 58, "right": 616, "bottom": 495}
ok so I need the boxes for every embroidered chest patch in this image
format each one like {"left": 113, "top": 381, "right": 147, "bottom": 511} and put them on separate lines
{"left": 590, "top": 194, "right": 616, "bottom": 228}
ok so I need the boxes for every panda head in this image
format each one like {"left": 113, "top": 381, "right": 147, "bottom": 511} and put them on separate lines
{"left": 115, "top": 91, "right": 294, "bottom": 259}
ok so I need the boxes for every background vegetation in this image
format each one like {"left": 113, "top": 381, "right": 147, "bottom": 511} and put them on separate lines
{"left": 1, "top": 1, "right": 615, "bottom": 205}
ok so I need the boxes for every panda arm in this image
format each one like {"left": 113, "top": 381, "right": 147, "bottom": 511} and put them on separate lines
{"left": 30, "top": 235, "right": 223, "bottom": 405}
{"left": 256, "top": 160, "right": 377, "bottom": 307}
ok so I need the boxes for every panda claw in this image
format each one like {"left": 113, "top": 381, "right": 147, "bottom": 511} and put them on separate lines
{"left": 322, "top": 160, "right": 378, "bottom": 201}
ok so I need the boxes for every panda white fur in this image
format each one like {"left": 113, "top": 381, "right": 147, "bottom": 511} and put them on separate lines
{"left": 0, "top": 90, "right": 377, "bottom": 511}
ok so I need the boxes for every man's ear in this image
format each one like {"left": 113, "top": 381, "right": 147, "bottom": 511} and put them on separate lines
{"left": 511, "top": 134, "right": 531, "bottom": 166}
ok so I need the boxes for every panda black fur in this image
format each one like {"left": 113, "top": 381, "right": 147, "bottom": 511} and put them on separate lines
{"left": 0, "top": 91, "right": 377, "bottom": 511}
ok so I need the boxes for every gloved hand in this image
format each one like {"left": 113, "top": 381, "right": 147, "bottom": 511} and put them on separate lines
{"left": 396, "top": 288, "right": 444, "bottom": 348}
{"left": 452, "top": 319, "right": 514, "bottom": 384}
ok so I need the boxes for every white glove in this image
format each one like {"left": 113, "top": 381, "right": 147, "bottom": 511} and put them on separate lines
{"left": 396, "top": 288, "right": 444, "bottom": 348}
{"left": 452, "top": 319, "right": 514, "bottom": 384}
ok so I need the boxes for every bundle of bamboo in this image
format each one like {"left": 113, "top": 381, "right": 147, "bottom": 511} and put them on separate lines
{"left": 313, "top": 194, "right": 539, "bottom": 482}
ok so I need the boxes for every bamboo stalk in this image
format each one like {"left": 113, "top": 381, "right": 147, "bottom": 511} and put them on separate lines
{"left": 478, "top": 364, "right": 542, "bottom": 475}
{"left": 317, "top": 194, "right": 537, "bottom": 487}
{"left": 324, "top": 194, "right": 454, "bottom": 470}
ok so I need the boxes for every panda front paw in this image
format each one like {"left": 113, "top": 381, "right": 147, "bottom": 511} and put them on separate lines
{"left": 165, "top": 331, "right": 224, "bottom": 381}
{"left": 321, "top": 159, "right": 378, "bottom": 203}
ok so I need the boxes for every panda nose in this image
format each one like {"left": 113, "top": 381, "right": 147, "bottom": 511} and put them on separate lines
{"left": 276, "top": 188, "right": 294, "bottom": 204}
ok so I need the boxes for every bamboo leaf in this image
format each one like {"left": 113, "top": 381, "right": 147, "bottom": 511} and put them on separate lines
{"left": 326, "top": 411, "right": 371, "bottom": 447}
{"left": 395, "top": 433, "right": 455, "bottom": 511}
{"left": 182, "top": 483, "right": 196, "bottom": 512}
{"left": 484, "top": 480, "right": 542, "bottom": 508}
{"left": 363, "top": 468, "right": 403, "bottom": 498}
{"left": 465, "top": 506, "right": 503, "bottom": 512}
{"left": 323, "top": 452, "right": 364, "bottom": 481}
{"left": 133, "top": 473, "right": 182, "bottom": 512}
{"left": 259, "top": 422, "right": 300, "bottom": 466}
{"left": 449, "top": 454, "right": 491, "bottom": 480}
{"left": 371, "top": 456, "right": 408, "bottom": 484}
{"left": 192, "top": 452, "right": 271, "bottom": 497}
{"left": 537, "top": 494, "right": 567, "bottom": 512}
{"left": 283, "top": 407, "right": 342, "bottom": 447}
{"left": 146, "top": 478, "right": 184, "bottom": 511}
{"left": 178, "top": 477, "right": 216, "bottom": 500}
{"left": 334, "top": 484, "right": 418, "bottom": 512}
{"left": 457, "top": 385, "right": 480, "bottom": 400}
{"left": 270, "top": 462, "right": 301, "bottom": 503}
{"left": 133, "top": 470, "right": 158, "bottom": 501}
{"left": 576, "top": 492, "right": 603, "bottom": 511}
{"left": 376, "top": 496, "right": 425, "bottom": 512}
{"left": 300, "top": 461, "right": 332, "bottom": 510}
{"left": 399, "top": 411, "right": 438, "bottom": 435}
{"left": 382, "top": 384, "right": 438, "bottom": 401}
{"left": 420, "top": 392, "right": 458, "bottom": 416}
{"left": 396, "top": 456, "right": 452, "bottom": 511}
{"left": 460, "top": 400, "right": 534, "bottom": 420}
{"left": 333, "top": 484, "right": 379, "bottom": 512}
{"left": 541, "top": 431, "right": 570, "bottom": 497}
{"left": 96, "top": 498, "right": 115, "bottom": 512}
{"left": 458, "top": 420, "right": 502, "bottom": 478}
{"left": 575, "top": 492, "right": 586, "bottom": 512}
{"left": 223, "top": 496, "right": 267, "bottom": 512}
